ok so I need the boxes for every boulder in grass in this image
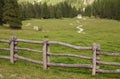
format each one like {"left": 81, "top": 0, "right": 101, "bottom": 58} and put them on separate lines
{"left": 33, "top": 26, "right": 42, "bottom": 31}
{"left": 77, "top": 14, "right": 82, "bottom": 19}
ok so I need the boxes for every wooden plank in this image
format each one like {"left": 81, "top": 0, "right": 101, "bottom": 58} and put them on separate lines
{"left": 92, "top": 43, "right": 97, "bottom": 75}
{"left": 17, "top": 47, "right": 42, "bottom": 53}
{"left": 48, "top": 63, "right": 92, "bottom": 68}
{"left": 14, "top": 39, "right": 18, "bottom": 62}
{"left": 14, "top": 54, "right": 43, "bottom": 65}
{"left": 49, "top": 53, "right": 92, "bottom": 60}
{"left": 0, "top": 40, "right": 9, "bottom": 43}
{"left": 97, "top": 52, "right": 120, "bottom": 56}
{"left": 43, "top": 40, "right": 47, "bottom": 69}
{"left": 0, "top": 56, "right": 10, "bottom": 59}
{"left": 96, "top": 44, "right": 101, "bottom": 71}
{"left": 46, "top": 43, "right": 50, "bottom": 64}
{"left": 48, "top": 41, "right": 92, "bottom": 50}
{"left": 10, "top": 36, "right": 15, "bottom": 63}
{"left": 97, "top": 69, "right": 120, "bottom": 73}
{"left": 97, "top": 61, "right": 120, "bottom": 66}
{"left": 0, "top": 48, "right": 10, "bottom": 51}
{"left": 17, "top": 39, "right": 43, "bottom": 44}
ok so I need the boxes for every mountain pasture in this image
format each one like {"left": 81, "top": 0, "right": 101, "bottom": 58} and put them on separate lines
{"left": 0, "top": 18, "right": 120, "bottom": 79}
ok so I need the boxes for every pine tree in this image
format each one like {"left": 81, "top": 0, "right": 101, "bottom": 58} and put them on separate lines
{"left": 34, "top": 2, "right": 41, "bottom": 18}
{"left": 19, "top": 1, "right": 79, "bottom": 19}
{"left": 55, "top": 4, "right": 63, "bottom": 18}
{"left": 0, "top": 0, "right": 4, "bottom": 25}
{"left": 3, "top": 0, "right": 22, "bottom": 29}
{"left": 19, "top": 2, "right": 26, "bottom": 19}
{"left": 85, "top": 0, "right": 120, "bottom": 20}
{"left": 49, "top": 5, "right": 55, "bottom": 18}
{"left": 27, "top": 2, "right": 35, "bottom": 18}
{"left": 70, "top": 7, "right": 78, "bottom": 18}
{"left": 41, "top": 3, "right": 49, "bottom": 19}
{"left": 61, "top": 1, "right": 69, "bottom": 17}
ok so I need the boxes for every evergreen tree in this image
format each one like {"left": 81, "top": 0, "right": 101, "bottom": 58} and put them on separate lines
{"left": 0, "top": 0, "right": 4, "bottom": 25}
{"left": 34, "top": 2, "right": 41, "bottom": 18}
{"left": 62, "top": 1, "right": 69, "bottom": 17}
{"left": 19, "top": 1, "right": 79, "bottom": 19}
{"left": 41, "top": 3, "right": 49, "bottom": 19}
{"left": 26, "top": 3, "right": 35, "bottom": 18}
{"left": 70, "top": 7, "right": 78, "bottom": 18}
{"left": 55, "top": 4, "right": 63, "bottom": 18}
{"left": 19, "top": 2, "right": 26, "bottom": 19}
{"left": 49, "top": 5, "right": 55, "bottom": 18}
{"left": 85, "top": 0, "right": 120, "bottom": 20}
{"left": 3, "top": 0, "right": 22, "bottom": 29}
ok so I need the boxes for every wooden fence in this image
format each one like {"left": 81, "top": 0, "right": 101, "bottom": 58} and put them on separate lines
{"left": 0, "top": 36, "right": 120, "bottom": 75}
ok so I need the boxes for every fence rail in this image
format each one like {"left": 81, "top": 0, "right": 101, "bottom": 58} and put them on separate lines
{"left": 48, "top": 41, "right": 92, "bottom": 50}
{"left": 97, "top": 69, "right": 120, "bottom": 73}
{"left": 0, "top": 56, "right": 10, "bottom": 59}
{"left": 48, "top": 63, "right": 93, "bottom": 68}
{"left": 0, "top": 48, "right": 10, "bottom": 51}
{"left": 17, "top": 47, "right": 43, "bottom": 53}
{"left": 0, "top": 36, "right": 120, "bottom": 75}
{"left": 49, "top": 53, "right": 92, "bottom": 60}
{"left": 0, "top": 40, "right": 10, "bottom": 43}
{"left": 17, "top": 39, "right": 43, "bottom": 44}
{"left": 14, "top": 54, "right": 43, "bottom": 65}
{"left": 97, "top": 61, "right": 120, "bottom": 66}
{"left": 97, "top": 52, "right": 120, "bottom": 56}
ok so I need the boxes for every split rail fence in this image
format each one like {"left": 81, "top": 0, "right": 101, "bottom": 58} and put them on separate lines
{"left": 0, "top": 36, "right": 120, "bottom": 75}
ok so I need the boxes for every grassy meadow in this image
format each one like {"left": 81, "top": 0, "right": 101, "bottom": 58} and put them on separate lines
{"left": 0, "top": 17, "right": 120, "bottom": 79}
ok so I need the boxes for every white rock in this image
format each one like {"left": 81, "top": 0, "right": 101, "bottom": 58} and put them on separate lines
{"left": 77, "top": 14, "right": 82, "bottom": 19}
{"left": 33, "top": 26, "right": 39, "bottom": 31}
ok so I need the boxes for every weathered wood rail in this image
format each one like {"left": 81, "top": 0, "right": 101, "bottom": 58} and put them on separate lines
{"left": 0, "top": 36, "right": 120, "bottom": 75}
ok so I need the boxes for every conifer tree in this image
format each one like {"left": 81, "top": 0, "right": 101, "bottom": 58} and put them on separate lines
{"left": 55, "top": 4, "right": 63, "bottom": 18}
{"left": 62, "top": 1, "right": 69, "bottom": 17}
{"left": 34, "top": 2, "right": 41, "bottom": 18}
{"left": 0, "top": 0, "right": 4, "bottom": 25}
{"left": 19, "top": 1, "right": 79, "bottom": 19}
{"left": 49, "top": 5, "right": 55, "bottom": 18}
{"left": 85, "top": 0, "right": 120, "bottom": 20}
{"left": 41, "top": 3, "right": 49, "bottom": 19}
{"left": 3, "top": 0, "right": 22, "bottom": 29}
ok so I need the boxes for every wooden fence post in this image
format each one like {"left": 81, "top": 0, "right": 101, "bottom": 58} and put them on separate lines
{"left": 96, "top": 44, "right": 101, "bottom": 73}
{"left": 14, "top": 37, "right": 18, "bottom": 62}
{"left": 92, "top": 43, "right": 97, "bottom": 75}
{"left": 43, "top": 40, "right": 49, "bottom": 69}
{"left": 10, "top": 36, "right": 17, "bottom": 63}
{"left": 46, "top": 40, "right": 50, "bottom": 65}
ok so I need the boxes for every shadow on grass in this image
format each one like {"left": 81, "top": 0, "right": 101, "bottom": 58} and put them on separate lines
{"left": 49, "top": 67, "right": 120, "bottom": 79}
{"left": 49, "top": 67, "right": 91, "bottom": 74}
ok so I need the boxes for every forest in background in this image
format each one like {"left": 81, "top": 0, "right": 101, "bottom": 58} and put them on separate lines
{"left": 0, "top": 0, "right": 120, "bottom": 29}
{"left": 19, "top": 1, "right": 80, "bottom": 19}
{"left": 84, "top": 0, "right": 120, "bottom": 20}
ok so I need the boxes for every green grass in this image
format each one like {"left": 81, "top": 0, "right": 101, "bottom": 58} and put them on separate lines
{"left": 0, "top": 17, "right": 120, "bottom": 79}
